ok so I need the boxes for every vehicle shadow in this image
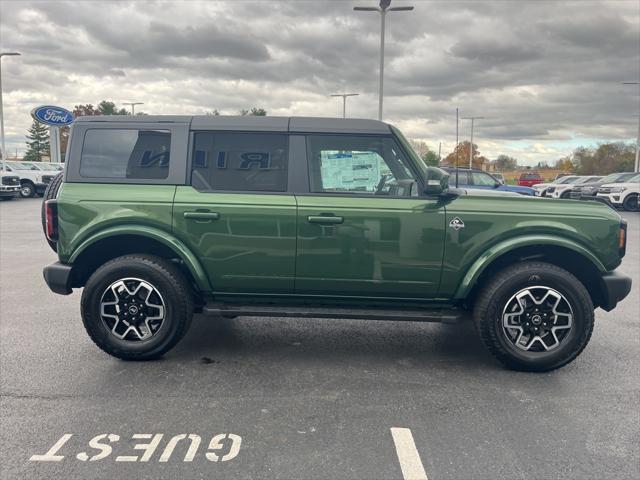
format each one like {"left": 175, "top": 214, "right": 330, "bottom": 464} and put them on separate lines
{"left": 169, "top": 313, "right": 498, "bottom": 370}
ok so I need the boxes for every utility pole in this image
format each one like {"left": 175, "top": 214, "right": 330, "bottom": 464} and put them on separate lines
{"left": 354, "top": 0, "right": 414, "bottom": 121}
{"left": 0, "top": 51, "right": 21, "bottom": 171}
{"left": 623, "top": 82, "right": 640, "bottom": 172}
{"left": 330, "top": 93, "right": 359, "bottom": 118}
{"left": 461, "top": 116, "right": 485, "bottom": 169}
{"left": 123, "top": 102, "right": 144, "bottom": 115}
{"left": 455, "top": 108, "right": 459, "bottom": 167}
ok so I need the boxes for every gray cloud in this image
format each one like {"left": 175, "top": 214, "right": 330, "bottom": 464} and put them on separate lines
{"left": 0, "top": 0, "right": 638, "bottom": 164}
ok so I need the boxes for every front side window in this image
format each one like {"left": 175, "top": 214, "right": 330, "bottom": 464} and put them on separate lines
{"left": 307, "top": 135, "right": 417, "bottom": 196}
{"left": 192, "top": 132, "right": 288, "bottom": 192}
{"left": 80, "top": 129, "right": 171, "bottom": 179}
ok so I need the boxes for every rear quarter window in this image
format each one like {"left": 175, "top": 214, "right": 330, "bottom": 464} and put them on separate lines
{"left": 80, "top": 129, "right": 171, "bottom": 179}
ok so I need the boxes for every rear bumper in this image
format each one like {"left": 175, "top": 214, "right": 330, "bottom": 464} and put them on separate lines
{"left": 43, "top": 262, "right": 73, "bottom": 295}
{"left": 599, "top": 271, "right": 632, "bottom": 311}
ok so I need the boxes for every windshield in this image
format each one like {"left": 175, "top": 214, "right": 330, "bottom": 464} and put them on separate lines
{"left": 7, "top": 162, "right": 32, "bottom": 170}
{"left": 601, "top": 172, "right": 636, "bottom": 184}
{"left": 574, "top": 176, "right": 598, "bottom": 184}
{"left": 556, "top": 176, "right": 577, "bottom": 184}
{"left": 40, "top": 163, "right": 60, "bottom": 171}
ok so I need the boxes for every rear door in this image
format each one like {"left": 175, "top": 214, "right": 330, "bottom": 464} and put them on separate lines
{"left": 295, "top": 134, "right": 446, "bottom": 299}
{"left": 172, "top": 130, "right": 297, "bottom": 295}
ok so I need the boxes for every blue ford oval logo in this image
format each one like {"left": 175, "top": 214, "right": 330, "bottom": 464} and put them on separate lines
{"left": 30, "top": 105, "right": 74, "bottom": 126}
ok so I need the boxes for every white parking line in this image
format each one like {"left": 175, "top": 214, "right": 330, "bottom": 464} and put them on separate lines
{"left": 390, "top": 427, "right": 428, "bottom": 480}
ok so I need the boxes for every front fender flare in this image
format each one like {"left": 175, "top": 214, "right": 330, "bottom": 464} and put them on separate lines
{"left": 453, "top": 234, "right": 606, "bottom": 299}
{"left": 68, "top": 225, "right": 212, "bottom": 292}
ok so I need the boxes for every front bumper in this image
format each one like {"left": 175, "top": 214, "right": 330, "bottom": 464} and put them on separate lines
{"left": 43, "top": 262, "right": 73, "bottom": 295}
{"left": 596, "top": 193, "right": 623, "bottom": 206}
{"left": 0, "top": 186, "right": 19, "bottom": 197}
{"left": 599, "top": 271, "right": 632, "bottom": 311}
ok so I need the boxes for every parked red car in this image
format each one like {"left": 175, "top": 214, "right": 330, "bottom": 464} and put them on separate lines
{"left": 518, "top": 172, "right": 544, "bottom": 187}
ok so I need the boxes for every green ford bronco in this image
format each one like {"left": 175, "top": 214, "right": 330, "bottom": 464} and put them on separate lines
{"left": 42, "top": 115, "right": 631, "bottom": 371}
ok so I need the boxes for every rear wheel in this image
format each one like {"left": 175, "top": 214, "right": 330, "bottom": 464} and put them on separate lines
{"left": 81, "top": 254, "right": 194, "bottom": 360}
{"left": 474, "top": 261, "right": 594, "bottom": 371}
{"left": 622, "top": 193, "right": 638, "bottom": 212}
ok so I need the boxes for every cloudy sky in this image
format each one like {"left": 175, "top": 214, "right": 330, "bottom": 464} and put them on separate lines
{"left": 1, "top": 0, "right": 639, "bottom": 164}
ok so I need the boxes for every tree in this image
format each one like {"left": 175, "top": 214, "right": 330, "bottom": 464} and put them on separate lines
{"left": 443, "top": 141, "right": 488, "bottom": 169}
{"left": 97, "top": 100, "right": 129, "bottom": 115}
{"left": 554, "top": 157, "right": 574, "bottom": 171}
{"left": 409, "top": 139, "right": 439, "bottom": 166}
{"left": 24, "top": 121, "right": 50, "bottom": 162}
{"left": 240, "top": 107, "right": 267, "bottom": 116}
{"left": 568, "top": 143, "right": 634, "bottom": 175}
{"left": 494, "top": 154, "right": 518, "bottom": 170}
{"left": 205, "top": 109, "right": 220, "bottom": 116}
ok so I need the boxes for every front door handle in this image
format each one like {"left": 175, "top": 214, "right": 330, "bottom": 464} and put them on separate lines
{"left": 184, "top": 211, "right": 220, "bottom": 221}
{"left": 307, "top": 215, "right": 344, "bottom": 225}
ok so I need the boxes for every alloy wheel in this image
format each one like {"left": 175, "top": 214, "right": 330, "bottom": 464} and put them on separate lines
{"left": 99, "top": 277, "right": 166, "bottom": 341}
{"left": 501, "top": 286, "right": 573, "bottom": 352}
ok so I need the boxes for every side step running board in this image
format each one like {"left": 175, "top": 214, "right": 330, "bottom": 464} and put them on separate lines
{"left": 202, "top": 303, "right": 463, "bottom": 324}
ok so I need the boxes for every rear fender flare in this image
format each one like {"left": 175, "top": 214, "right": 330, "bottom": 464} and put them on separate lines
{"left": 68, "top": 225, "right": 211, "bottom": 291}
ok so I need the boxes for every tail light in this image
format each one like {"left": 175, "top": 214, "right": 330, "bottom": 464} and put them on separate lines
{"left": 45, "top": 200, "right": 59, "bottom": 242}
{"left": 619, "top": 220, "right": 627, "bottom": 258}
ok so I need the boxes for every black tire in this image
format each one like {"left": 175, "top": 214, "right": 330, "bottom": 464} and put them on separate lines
{"left": 622, "top": 193, "right": 638, "bottom": 212}
{"left": 81, "top": 254, "right": 194, "bottom": 360}
{"left": 20, "top": 181, "right": 35, "bottom": 198}
{"left": 560, "top": 190, "right": 571, "bottom": 199}
{"left": 41, "top": 172, "right": 64, "bottom": 252}
{"left": 473, "top": 261, "right": 594, "bottom": 372}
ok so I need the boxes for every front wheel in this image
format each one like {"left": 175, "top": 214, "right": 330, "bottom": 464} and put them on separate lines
{"left": 622, "top": 194, "right": 638, "bottom": 212}
{"left": 474, "top": 262, "right": 594, "bottom": 372}
{"left": 20, "top": 182, "right": 35, "bottom": 198}
{"left": 81, "top": 254, "right": 194, "bottom": 360}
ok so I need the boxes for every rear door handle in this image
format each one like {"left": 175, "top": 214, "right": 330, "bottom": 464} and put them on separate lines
{"left": 307, "top": 215, "right": 344, "bottom": 225}
{"left": 184, "top": 211, "right": 220, "bottom": 221}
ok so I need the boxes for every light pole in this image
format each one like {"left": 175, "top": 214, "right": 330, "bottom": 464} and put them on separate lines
{"left": 461, "top": 116, "right": 484, "bottom": 169}
{"left": 623, "top": 82, "right": 640, "bottom": 172}
{"left": 0, "top": 52, "right": 21, "bottom": 171}
{"left": 330, "top": 93, "right": 359, "bottom": 118}
{"left": 123, "top": 102, "right": 144, "bottom": 115}
{"left": 354, "top": 0, "right": 414, "bottom": 121}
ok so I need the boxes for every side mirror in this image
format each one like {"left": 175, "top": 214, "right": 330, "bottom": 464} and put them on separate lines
{"left": 423, "top": 167, "right": 449, "bottom": 196}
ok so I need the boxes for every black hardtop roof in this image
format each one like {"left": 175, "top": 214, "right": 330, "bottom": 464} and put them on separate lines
{"left": 74, "top": 115, "right": 392, "bottom": 135}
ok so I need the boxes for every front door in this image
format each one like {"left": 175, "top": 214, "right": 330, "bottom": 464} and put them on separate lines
{"left": 173, "top": 131, "right": 296, "bottom": 295}
{"left": 295, "top": 134, "right": 446, "bottom": 299}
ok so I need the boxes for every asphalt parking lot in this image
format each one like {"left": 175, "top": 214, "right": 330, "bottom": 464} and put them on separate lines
{"left": 1, "top": 197, "right": 638, "bottom": 480}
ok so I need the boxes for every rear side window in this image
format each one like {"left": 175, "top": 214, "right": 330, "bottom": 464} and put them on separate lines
{"left": 80, "top": 129, "right": 171, "bottom": 179}
{"left": 191, "top": 132, "right": 288, "bottom": 192}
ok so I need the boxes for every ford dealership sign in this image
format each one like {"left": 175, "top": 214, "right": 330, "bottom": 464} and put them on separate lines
{"left": 31, "top": 105, "right": 74, "bottom": 126}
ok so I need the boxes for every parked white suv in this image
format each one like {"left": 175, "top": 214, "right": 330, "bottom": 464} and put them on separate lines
{"left": 547, "top": 175, "right": 603, "bottom": 199}
{"left": 3, "top": 161, "right": 55, "bottom": 198}
{"left": 532, "top": 175, "right": 579, "bottom": 197}
{"left": 596, "top": 174, "right": 640, "bottom": 211}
